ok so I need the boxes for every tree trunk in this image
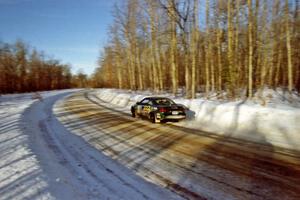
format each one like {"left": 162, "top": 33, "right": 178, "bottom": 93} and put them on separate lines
{"left": 191, "top": 0, "right": 199, "bottom": 99}
{"left": 205, "top": 0, "right": 210, "bottom": 97}
{"left": 217, "top": 29, "right": 222, "bottom": 92}
{"left": 248, "top": 0, "right": 254, "bottom": 98}
{"left": 235, "top": 0, "right": 240, "bottom": 89}
{"left": 169, "top": 0, "right": 178, "bottom": 95}
{"left": 227, "top": 0, "right": 235, "bottom": 98}
{"left": 285, "top": 0, "right": 293, "bottom": 92}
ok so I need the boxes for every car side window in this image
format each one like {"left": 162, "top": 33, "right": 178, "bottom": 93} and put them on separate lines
{"left": 154, "top": 99, "right": 174, "bottom": 105}
{"left": 140, "top": 99, "right": 150, "bottom": 104}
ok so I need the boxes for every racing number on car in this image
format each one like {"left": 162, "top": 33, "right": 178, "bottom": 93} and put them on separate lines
{"left": 143, "top": 106, "right": 151, "bottom": 113}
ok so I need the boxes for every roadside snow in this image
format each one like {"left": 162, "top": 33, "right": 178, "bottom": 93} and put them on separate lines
{"left": 93, "top": 88, "right": 300, "bottom": 151}
{"left": 0, "top": 90, "right": 181, "bottom": 200}
{"left": 0, "top": 90, "right": 71, "bottom": 200}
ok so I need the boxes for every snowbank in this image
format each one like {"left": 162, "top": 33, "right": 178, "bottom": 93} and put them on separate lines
{"left": 0, "top": 90, "right": 73, "bottom": 200}
{"left": 93, "top": 88, "right": 300, "bottom": 151}
{"left": 1, "top": 89, "right": 180, "bottom": 200}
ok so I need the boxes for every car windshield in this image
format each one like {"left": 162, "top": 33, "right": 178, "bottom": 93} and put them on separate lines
{"left": 153, "top": 98, "right": 175, "bottom": 106}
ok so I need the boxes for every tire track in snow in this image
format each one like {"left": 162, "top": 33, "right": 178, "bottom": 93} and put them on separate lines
{"left": 55, "top": 90, "right": 300, "bottom": 200}
{"left": 22, "top": 91, "right": 180, "bottom": 200}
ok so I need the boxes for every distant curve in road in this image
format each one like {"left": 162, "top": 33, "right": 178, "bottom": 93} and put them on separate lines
{"left": 20, "top": 90, "right": 180, "bottom": 200}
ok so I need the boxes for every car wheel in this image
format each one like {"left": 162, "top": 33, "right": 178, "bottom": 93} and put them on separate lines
{"left": 151, "top": 113, "right": 160, "bottom": 123}
{"left": 133, "top": 109, "right": 139, "bottom": 118}
{"left": 131, "top": 109, "right": 136, "bottom": 118}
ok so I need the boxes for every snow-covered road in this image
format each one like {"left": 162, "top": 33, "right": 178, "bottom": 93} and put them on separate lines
{"left": 54, "top": 90, "right": 300, "bottom": 200}
{"left": 1, "top": 89, "right": 300, "bottom": 200}
{"left": 0, "top": 90, "right": 180, "bottom": 200}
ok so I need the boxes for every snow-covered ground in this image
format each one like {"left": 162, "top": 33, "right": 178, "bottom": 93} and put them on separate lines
{"left": 1, "top": 88, "right": 299, "bottom": 199}
{"left": 93, "top": 88, "right": 300, "bottom": 151}
{"left": 0, "top": 90, "right": 76, "bottom": 200}
{"left": 0, "top": 90, "right": 181, "bottom": 200}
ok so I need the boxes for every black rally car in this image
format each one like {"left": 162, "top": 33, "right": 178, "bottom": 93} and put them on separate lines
{"left": 131, "top": 97, "right": 186, "bottom": 123}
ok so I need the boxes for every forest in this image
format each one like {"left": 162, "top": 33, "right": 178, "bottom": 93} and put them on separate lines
{"left": 0, "top": 40, "right": 88, "bottom": 94}
{"left": 92, "top": 0, "right": 300, "bottom": 99}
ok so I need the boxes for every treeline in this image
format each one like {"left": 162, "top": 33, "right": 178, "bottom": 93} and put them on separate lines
{"left": 0, "top": 40, "right": 87, "bottom": 94}
{"left": 93, "top": 0, "right": 300, "bottom": 99}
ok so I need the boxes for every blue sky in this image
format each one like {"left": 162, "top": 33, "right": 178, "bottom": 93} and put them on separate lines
{"left": 0, "top": 0, "right": 116, "bottom": 75}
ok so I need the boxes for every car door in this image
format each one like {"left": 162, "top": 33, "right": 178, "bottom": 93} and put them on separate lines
{"left": 139, "top": 98, "right": 151, "bottom": 117}
{"left": 143, "top": 100, "right": 153, "bottom": 117}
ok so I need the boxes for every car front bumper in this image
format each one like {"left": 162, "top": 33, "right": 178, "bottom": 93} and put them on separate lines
{"left": 164, "top": 115, "right": 186, "bottom": 120}
{"left": 156, "top": 113, "right": 186, "bottom": 120}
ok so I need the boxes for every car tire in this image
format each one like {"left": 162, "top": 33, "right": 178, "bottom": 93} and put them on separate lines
{"left": 151, "top": 113, "right": 160, "bottom": 123}
{"left": 132, "top": 109, "right": 139, "bottom": 118}
{"left": 131, "top": 109, "right": 136, "bottom": 118}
